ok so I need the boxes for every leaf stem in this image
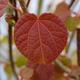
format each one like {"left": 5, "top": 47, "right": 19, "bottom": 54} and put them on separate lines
{"left": 18, "top": 0, "right": 27, "bottom": 13}
{"left": 68, "top": 0, "right": 75, "bottom": 8}
{"left": 55, "top": 60, "right": 71, "bottom": 73}
{"left": 55, "top": 60, "right": 78, "bottom": 79}
{"left": 8, "top": 25, "right": 18, "bottom": 79}
{"left": 66, "top": 30, "right": 75, "bottom": 54}
{"left": 37, "top": 0, "right": 43, "bottom": 15}
{"left": 8, "top": 0, "right": 18, "bottom": 79}
{"left": 77, "top": 29, "right": 80, "bottom": 65}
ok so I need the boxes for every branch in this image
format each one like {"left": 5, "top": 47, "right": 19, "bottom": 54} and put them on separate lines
{"left": 55, "top": 60, "right": 71, "bottom": 73}
{"left": 18, "top": 0, "right": 27, "bottom": 13}
{"left": 8, "top": 0, "right": 18, "bottom": 79}
{"left": 8, "top": 25, "right": 18, "bottom": 79}
{"left": 26, "top": 0, "right": 30, "bottom": 8}
{"left": 55, "top": 60, "right": 79, "bottom": 80}
{"left": 69, "top": 0, "right": 75, "bottom": 8}
{"left": 66, "top": 30, "right": 75, "bottom": 53}
{"left": 37, "top": 0, "right": 43, "bottom": 15}
{"left": 77, "top": 29, "right": 80, "bottom": 65}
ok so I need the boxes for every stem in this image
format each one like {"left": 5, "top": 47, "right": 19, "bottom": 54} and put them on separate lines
{"left": 9, "top": 0, "right": 18, "bottom": 21}
{"left": 55, "top": 60, "right": 71, "bottom": 73}
{"left": 77, "top": 29, "right": 80, "bottom": 65}
{"left": 37, "top": 0, "right": 43, "bottom": 15}
{"left": 69, "top": 0, "right": 75, "bottom": 8}
{"left": 8, "top": 26, "right": 18, "bottom": 79}
{"left": 13, "top": 0, "right": 18, "bottom": 21}
{"left": 8, "top": 0, "right": 18, "bottom": 79}
{"left": 68, "top": 1, "right": 80, "bottom": 79}
{"left": 18, "top": 0, "right": 27, "bottom": 13}
{"left": 55, "top": 60, "right": 78, "bottom": 79}
{"left": 66, "top": 30, "right": 75, "bottom": 54}
{"left": 26, "top": 0, "right": 31, "bottom": 8}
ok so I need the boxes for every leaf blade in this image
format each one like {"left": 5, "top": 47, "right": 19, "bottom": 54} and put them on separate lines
{"left": 14, "top": 13, "right": 68, "bottom": 64}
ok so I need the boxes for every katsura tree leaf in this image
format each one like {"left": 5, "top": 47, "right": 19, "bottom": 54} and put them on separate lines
{"left": 65, "top": 17, "right": 80, "bottom": 31}
{"left": 58, "top": 56, "right": 71, "bottom": 67}
{"left": 55, "top": 2, "right": 70, "bottom": 22}
{"left": 4, "top": 64, "right": 13, "bottom": 77}
{"left": 14, "top": 13, "right": 68, "bottom": 64}
{"left": 32, "top": 64, "right": 55, "bottom": 80}
{"left": 19, "top": 66, "right": 33, "bottom": 80}
{"left": 31, "top": 64, "right": 66, "bottom": 80}
{"left": 0, "top": 0, "right": 8, "bottom": 17}
{"left": 16, "top": 55, "right": 28, "bottom": 67}
{"left": 68, "top": 66, "right": 80, "bottom": 79}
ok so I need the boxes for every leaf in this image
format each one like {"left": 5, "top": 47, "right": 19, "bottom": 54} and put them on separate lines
{"left": 65, "top": 17, "right": 78, "bottom": 31}
{"left": 31, "top": 64, "right": 66, "bottom": 80}
{"left": 32, "top": 64, "right": 55, "bottom": 80}
{"left": 16, "top": 55, "right": 27, "bottom": 67}
{"left": 4, "top": 64, "right": 13, "bottom": 77}
{"left": 68, "top": 66, "right": 80, "bottom": 79}
{"left": 19, "top": 66, "right": 33, "bottom": 80}
{"left": 0, "top": 0, "right": 8, "bottom": 17}
{"left": 55, "top": 2, "right": 70, "bottom": 22}
{"left": 14, "top": 13, "right": 68, "bottom": 64}
{"left": 58, "top": 56, "right": 71, "bottom": 67}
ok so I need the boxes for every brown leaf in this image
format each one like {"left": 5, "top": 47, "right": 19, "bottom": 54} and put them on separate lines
{"left": 20, "top": 66, "right": 34, "bottom": 80}
{"left": 55, "top": 2, "right": 70, "bottom": 22}
{"left": 69, "top": 66, "right": 80, "bottom": 78}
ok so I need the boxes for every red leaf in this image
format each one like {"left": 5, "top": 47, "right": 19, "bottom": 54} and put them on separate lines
{"left": 31, "top": 64, "right": 67, "bottom": 80}
{"left": 32, "top": 64, "right": 55, "bottom": 80}
{"left": 14, "top": 13, "right": 68, "bottom": 64}
{"left": 0, "top": 0, "right": 8, "bottom": 17}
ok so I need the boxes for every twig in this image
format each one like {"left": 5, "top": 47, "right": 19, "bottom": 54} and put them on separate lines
{"left": 13, "top": 0, "right": 18, "bottom": 21}
{"left": 69, "top": 0, "right": 75, "bottom": 8}
{"left": 18, "top": 0, "right": 27, "bottom": 13}
{"left": 66, "top": 30, "right": 75, "bottom": 54}
{"left": 55, "top": 60, "right": 78, "bottom": 79}
{"left": 8, "top": 0, "right": 18, "bottom": 79}
{"left": 26, "top": 0, "right": 30, "bottom": 8}
{"left": 55, "top": 60, "right": 71, "bottom": 73}
{"left": 68, "top": 1, "right": 80, "bottom": 79}
{"left": 77, "top": 29, "right": 80, "bottom": 65}
{"left": 8, "top": 25, "right": 18, "bottom": 79}
{"left": 9, "top": 0, "right": 18, "bottom": 21}
{"left": 37, "top": 0, "right": 43, "bottom": 15}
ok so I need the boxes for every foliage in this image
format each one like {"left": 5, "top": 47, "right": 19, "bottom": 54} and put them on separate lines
{"left": 14, "top": 13, "right": 68, "bottom": 64}
{"left": 0, "top": 0, "right": 80, "bottom": 80}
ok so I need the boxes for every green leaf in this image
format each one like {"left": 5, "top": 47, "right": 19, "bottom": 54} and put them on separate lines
{"left": 58, "top": 56, "right": 71, "bottom": 67}
{"left": 6, "top": 4, "right": 14, "bottom": 15}
{"left": 65, "top": 17, "right": 80, "bottom": 31}
{"left": 16, "top": 55, "right": 28, "bottom": 67}
{"left": 1, "top": 36, "right": 8, "bottom": 44}
{"left": 5, "top": 64, "right": 13, "bottom": 77}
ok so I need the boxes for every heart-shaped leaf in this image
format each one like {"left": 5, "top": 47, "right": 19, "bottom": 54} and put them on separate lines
{"left": 0, "top": 0, "right": 8, "bottom": 17}
{"left": 14, "top": 13, "right": 68, "bottom": 64}
{"left": 31, "top": 64, "right": 66, "bottom": 80}
{"left": 32, "top": 64, "right": 55, "bottom": 80}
